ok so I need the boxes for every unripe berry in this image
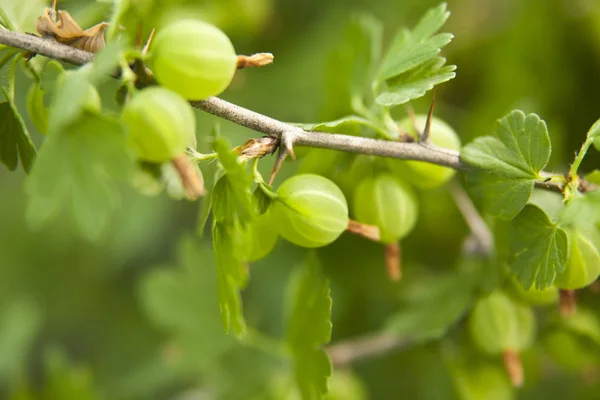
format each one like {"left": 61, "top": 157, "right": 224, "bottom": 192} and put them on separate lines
{"left": 122, "top": 87, "right": 196, "bottom": 163}
{"left": 469, "top": 291, "right": 535, "bottom": 355}
{"left": 272, "top": 174, "right": 349, "bottom": 248}
{"left": 352, "top": 174, "right": 418, "bottom": 243}
{"left": 509, "top": 276, "right": 559, "bottom": 305}
{"left": 554, "top": 230, "right": 600, "bottom": 290}
{"left": 388, "top": 115, "right": 461, "bottom": 189}
{"left": 149, "top": 19, "right": 237, "bottom": 100}
{"left": 243, "top": 212, "right": 279, "bottom": 262}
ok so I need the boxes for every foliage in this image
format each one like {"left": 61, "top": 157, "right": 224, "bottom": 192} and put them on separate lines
{"left": 1, "top": 1, "right": 600, "bottom": 399}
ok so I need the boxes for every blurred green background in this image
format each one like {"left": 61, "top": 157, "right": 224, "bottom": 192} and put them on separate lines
{"left": 2, "top": 0, "right": 600, "bottom": 399}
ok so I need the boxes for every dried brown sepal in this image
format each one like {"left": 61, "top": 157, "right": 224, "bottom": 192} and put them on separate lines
{"left": 236, "top": 53, "right": 274, "bottom": 69}
{"left": 234, "top": 137, "right": 279, "bottom": 161}
{"left": 36, "top": 8, "right": 108, "bottom": 53}
{"left": 559, "top": 289, "right": 576, "bottom": 316}
{"left": 503, "top": 350, "right": 524, "bottom": 387}
{"left": 172, "top": 154, "right": 205, "bottom": 200}
{"left": 384, "top": 242, "right": 401, "bottom": 281}
{"left": 346, "top": 220, "right": 381, "bottom": 242}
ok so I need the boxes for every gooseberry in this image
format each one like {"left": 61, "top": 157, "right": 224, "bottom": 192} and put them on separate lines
{"left": 122, "top": 87, "right": 196, "bottom": 163}
{"left": 243, "top": 211, "right": 279, "bottom": 262}
{"left": 469, "top": 291, "right": 535, "bottom": 355}
{"left": 272, "top": 174, "right": 349, "bottom": 248}
{"left": 352, "top": 174, "right": 418, "bottom": 243}
{"left": 554, "top": 229, "right": 600, "bottom": 290}
{"left": 508, "top": 276, "right": 559, "bottom": 306}
{"left": 149, "top": 19, "right": 237, "bottom": 100}
{"left": 387, "top": 115, "right": 461, "bottom": 189}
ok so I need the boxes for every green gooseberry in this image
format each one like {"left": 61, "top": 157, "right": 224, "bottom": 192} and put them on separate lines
{"left": 352, "top": 173, "right": 418, "bottom": 243}
{"left": 469, "top": 291, "right": 535, "bottom": 355}
{"left": 508, "top": 276, "right": 559, "bottom": 305}
{"left": 387, "top": 115, "right": 461, "bottom": 189}
{"left": 272, "top": 174, "right": 349, "bottom": 248}
{"left": 149, "top": 19, "right": 237, "bottom": 100}
{"left": 554, "top": 229, "right": 600, "bottom": 290}
{"left": 122, "top": 87, "right": 196, "bottom": 163}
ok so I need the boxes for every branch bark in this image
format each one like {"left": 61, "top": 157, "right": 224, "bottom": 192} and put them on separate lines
{"left": 0, "top": 29, "right": 568, "bottom": 190}
{"left": 326, "top": 332, "right": 410, "bottom": 367}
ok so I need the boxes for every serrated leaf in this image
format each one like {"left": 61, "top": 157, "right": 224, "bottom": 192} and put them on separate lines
{"left": 323, "top": 14, "right": 383, "bottom": 119}
{"left": 212, "top": 138, "right": 254, "bottom": 226}
{"left": 375, "top": 57, "right": 456, "bottom": 106}
{"left": 287, "top": 254, "right": 332, "bottom": 400}
{"left": 213, "top": 221, "right": 247, "bottom": 337}
{"left": 0, "top": 90, "right": 36, "bottom": 172}
{"left": 25, "top": 113, "right": 134, "bottom": 241}
{"left": 139, "top": 236, "right": 233, "bottom": 366}
{"left": 509, "top": 204, "right": 568, "bottom": 290}
{"left": 463, "top": 110, "right": 551, "bottom": 219}
{"left": 377, "top": 3, "right": 452, "bottom": 82}
{"left": 385, "top": 272, "right": 472, "bottom": 342}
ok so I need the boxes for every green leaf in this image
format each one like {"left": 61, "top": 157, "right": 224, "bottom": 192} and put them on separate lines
{"left": 375, "top": 57, "right": 456, "bottom": 106}
{"left": 25, "top": 113, "right": 134, "bottom": 241}
{"left": 385, "top": 272, "right": 472, "bottom": 342}
{"left": 463, "top": 110, "right": 551, "bottom": 219}
{"left": 587, "top": 118, "right": 600, "bottom": 151}
{"left": 139, "top": 235, "right": 234, "bottom": 367}
{"left": 376, "top": 3, "right": 453, "bottom": 83}
{"left": 0, "top": 89, "right": 36, "bottom": 172}
{"left": 509, "top": 204, "right": 568, "bottom": 289}
{"left": 212, "top": 138, "right": 254, "bottom": 225}
{"left": 213, "top": 221, "right": 248, "bottom": 337}
{"left": 295, "top": 115, "right": 378, "bottom": 136}
{"left": 42, "top": 347, "right": 99, "bottom": 400}
{"left": 584, "top": 170, "right": 600, "bottom": 185}
{"left": 559, "top": 190, "right": 600, "bottom": 229}
{"left": 286, "top": 254, "right": 332, "bottom": 400}
{"left": 323, "top": 14, "right": 383, "bottom": 119}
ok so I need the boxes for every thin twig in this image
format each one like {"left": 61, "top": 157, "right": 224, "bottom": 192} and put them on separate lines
{"left": 326, "top": 332, "right": 409, "bottom": 367}
{"left": 448, "top": 180, "right": 493, "bottom": 256}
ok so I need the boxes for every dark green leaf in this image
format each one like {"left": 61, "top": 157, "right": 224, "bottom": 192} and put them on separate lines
{"left": 376, "top": 3, "right": 453, "bottom": 82}
{"left": 375, "top": 57, "right": 456, "bottom": 106}
{"left": 287, "top": 254, "right": 332, "bottom": 400}
{"left": 0, "top": 89, "right": 36, "bottom": 172}
{"left": 25, "top": 113, "right": 134, "bottom": 241}
{"left": 213, "top": 221, "right": 247, "bottom": 337}
{"left": 322, "top": 14, "right": 383, "bottom": 119}
{"left": 385, "top": 272, "right": 472, "bottom": 341}
{"left": 509, "top": 204, "right": 568, "bottom": 289}
{"left": 463, "top": 110, "right": 551, "bottom": 219}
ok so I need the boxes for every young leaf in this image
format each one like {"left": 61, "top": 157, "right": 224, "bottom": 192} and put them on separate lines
{"left": 0, "top": 89, "right": 36, "bottom": 173}
{"left": 295, "top": 115, "right": 379, "bottom": 136}
{"left": 587, "top": 117, "right": 600, "bottom": 151}
{"left": 375, "top": 57, "right": 456, "bottom": 106}
{"left": 212, "top": 138, "right": 254, "bottom": 226}
{"left": 509, "top": 204, "right": 568, "bottom": 290}
{"left": 286, "top": 254, "right": 332, "bottom": 400}
{"left": 213, "top": 221, "right": 248, "bottom": 337}
{"left": 463, "top": 110, "right": 551, "bottom": 219}
{"left": 323, "top": 14, "right": 383, "bottom": 119}
{"left": 25, "top": 113, "right": 134, "bottom": 241}
{"left": 374, "top": 3, "right": 454, "bottom": 104}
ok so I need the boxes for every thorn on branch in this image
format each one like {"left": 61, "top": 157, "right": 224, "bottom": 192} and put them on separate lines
{"left": 419, "top": 90, "right": 436, "bottom": 143}
{"left": 268, "top": 132, "right": 295, "bottom": 185}
{"left": 236, "top": 53, "right": 274, "bottom": 69}
{"left": 142, "top": 28, "right": 155, "bottom": 55}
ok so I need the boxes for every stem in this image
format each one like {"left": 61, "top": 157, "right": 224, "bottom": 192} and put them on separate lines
{"left": 188, "top": 148, "right": 218, "bottom": 162}
{"left": 241, "top": 327, "right": 290, "bottom": 360}
{"left": 250, "top": 158, "right": 278, "bottom": 199}
{"left": 569, "top": 138, "right": 594, "bottom": 178}
{"left": 326, "top": 331, "right": 409, "bottom": 367}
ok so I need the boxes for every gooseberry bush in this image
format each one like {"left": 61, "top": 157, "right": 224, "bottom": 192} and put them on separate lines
{"left": 1, "top": 1, "right": 600, "bottom": 399}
